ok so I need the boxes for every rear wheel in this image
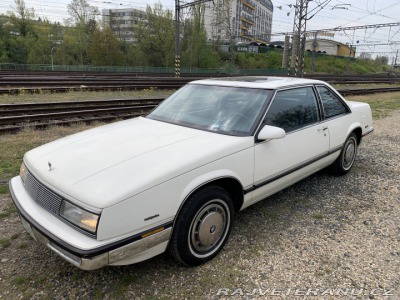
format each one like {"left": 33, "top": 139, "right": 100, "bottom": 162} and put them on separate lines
{"left": 330, "top": 132, "right": 358, "bottom": 175}
{"left": 169, "top": 185, "right": 234, "bottom": 266}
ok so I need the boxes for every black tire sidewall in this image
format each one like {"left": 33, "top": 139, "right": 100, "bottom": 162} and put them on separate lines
{"left": 333, "top": 132, "right": 358, "bottom": 175}
{"left": 170, "top": 185, "right": 234, "bottom": 266}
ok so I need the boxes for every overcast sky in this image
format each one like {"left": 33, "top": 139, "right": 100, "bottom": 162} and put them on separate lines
{"left": 1, "top": 0, "right": 400, "bottom": 61}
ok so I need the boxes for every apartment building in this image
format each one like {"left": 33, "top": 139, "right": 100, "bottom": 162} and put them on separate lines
{"left": 102, "top": 8, "right": 147, "bottom": 43}
{"left": 204, "top": 0, "right": 273, "bottom": 44}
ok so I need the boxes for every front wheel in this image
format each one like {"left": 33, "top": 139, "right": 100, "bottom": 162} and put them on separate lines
{"left": 330, "top": 132, "right": 358, "bottom": 175}
{"left": 169, "top": 185, "right": 234, "bottom": 266}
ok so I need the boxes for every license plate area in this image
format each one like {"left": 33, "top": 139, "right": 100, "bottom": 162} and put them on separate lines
{"left": 20, "top": 215, "right": 36, "bottom": 240}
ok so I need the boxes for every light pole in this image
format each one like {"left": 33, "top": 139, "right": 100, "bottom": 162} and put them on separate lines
{"left": 51, "top": 47, "right": 56, "bottom": 71}
{"left": 174, "top": 0, "right": 213, "bottom": 77}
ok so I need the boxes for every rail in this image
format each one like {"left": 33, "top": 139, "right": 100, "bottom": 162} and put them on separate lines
{"left": 1, "top": 86, "right": 399, "bottom": 134}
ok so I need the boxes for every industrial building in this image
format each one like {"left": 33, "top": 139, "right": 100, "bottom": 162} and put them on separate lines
{"left": 305, "top": 39, "right": 356, "bottom": 57}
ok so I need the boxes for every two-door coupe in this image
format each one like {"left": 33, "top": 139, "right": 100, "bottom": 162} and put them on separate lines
{"left": 9, "top": 77, "right": 373, "bottom": 270}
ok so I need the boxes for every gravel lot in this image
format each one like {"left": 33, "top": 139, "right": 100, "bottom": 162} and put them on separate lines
{"left": 0, "top": 110, "right": 399, "bottom": 299}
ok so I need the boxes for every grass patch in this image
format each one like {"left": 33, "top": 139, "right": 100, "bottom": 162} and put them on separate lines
{"left": 346, "top": 91, "right": 400, "bottom": 119}
{"left": 0, "top": 89, "right": 174, "bottom": 104}
{"left": 32, "top": 274, "right": 46, "bottom": 287}
{"left": 312, "top": 213, "right": 324, "bottom": 220}
{"left": 0, "top": 185, "right": 8, "bottom": 194}
{"left": 0, "top": 205, "right": 16, "bottom": 219}
{"left": 0, "top": 238, "right": 11, "bottom": 248}
{"left": 112, "top": 273, "right": 140, "bottom": 298}
{"left": 17, "top": 242, "right": 29, "bottom": 249}
{"left": 11, "top": 233, "right": 20, "bottom": 240}
{"left": 13, "top": 276, "right": 27, "bottom": 285}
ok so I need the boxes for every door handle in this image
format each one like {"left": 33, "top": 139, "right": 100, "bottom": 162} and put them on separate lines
{"left": 318, "top": 127, "right": 328, "bottom": 132}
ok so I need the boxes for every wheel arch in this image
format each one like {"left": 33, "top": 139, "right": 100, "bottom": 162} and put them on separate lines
{"left": 348, "top": 127, "right": 362, "bottom": 145}
{"left": 352, "top": 127, "right": 362, "bottom": 145}
{"left": 175, "top": 175, "right": 244, "bottom": 223}
{"left": 348, "top": 124, "right": 362, "bottom": 145}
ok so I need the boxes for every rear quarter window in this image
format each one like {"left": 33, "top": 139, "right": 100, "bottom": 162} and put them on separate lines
{"left": 317, "top": 86, "right": 349, "bottom": 119}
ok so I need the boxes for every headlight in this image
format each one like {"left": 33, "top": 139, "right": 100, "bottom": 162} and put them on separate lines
{"left": 60, "top": 201, "right": 100, "bottom": 234}
{"left": 20, "top": 162, "right": 27, "bottom": 183}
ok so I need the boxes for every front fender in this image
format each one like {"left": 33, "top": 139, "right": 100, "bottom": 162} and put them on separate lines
{"left": 179, "top": 169, "right": 243, "bottom": 204}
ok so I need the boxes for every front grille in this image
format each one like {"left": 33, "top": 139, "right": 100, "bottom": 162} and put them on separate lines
{"left": 24, "top": 170, "right": 96, "bottom": 239}
{"left": 25, "top": 171, "right": 63, "bottom": 217}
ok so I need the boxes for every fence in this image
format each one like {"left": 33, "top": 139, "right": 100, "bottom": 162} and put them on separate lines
{"left": 0, "top": 63, "right": 287, "bottom": 76}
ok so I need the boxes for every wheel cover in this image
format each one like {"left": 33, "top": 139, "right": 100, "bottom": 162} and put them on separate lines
{"left": 189, "top": 200, "right": 230, "bottom": 258}
{"left": 342, "top": 138, "right": 356, "bottom": 170}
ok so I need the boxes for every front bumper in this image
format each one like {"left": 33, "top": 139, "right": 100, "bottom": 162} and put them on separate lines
{"left": 9, "top": 177, "right": 172, "bottom": 270}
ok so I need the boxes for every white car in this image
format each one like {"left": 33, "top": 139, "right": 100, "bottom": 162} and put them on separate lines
{"left": 9, "top": 77, "right": 373, "bottom": 270}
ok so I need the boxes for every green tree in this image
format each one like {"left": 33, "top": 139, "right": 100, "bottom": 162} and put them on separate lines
{"left": 135, "top": 3, "right": 175, "bottom": 67}
{"left": 180, "top": 5, "right": 220, "bottom": 69}
{"left": 66, "top": 0, "right": 99, "bottom": 65}
{"left": 6, "top": 36, "right": 28, "bottom": 63}
{"left": 8, "top": 0, "right": 35, "bottom": 37}
{"left": 87, "top": 27, "right": 124, "bottom": 66}
{"left": 67, "top": 0, "right": 99, "bottom": 27}
{"left": 60, "top": 27, "right": 84, "bottom": 65}
{"left": 0, "top": 16, "right": 11, "bottom": 63}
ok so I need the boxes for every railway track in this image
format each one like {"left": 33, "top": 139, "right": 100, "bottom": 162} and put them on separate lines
{"left": 0, "top": 97, "right": 164, "bottom": 133}
{"left": 0, "top": 76, "right": 196, "bottom": 94}
{"left": 0, "top": 87, "right": 399, "bottom": 134}
{"left": 0, "top": 73, "right": 400, "bottom": 94}
{"left": 338, "top": 87, "right": 400, "bottom": 96}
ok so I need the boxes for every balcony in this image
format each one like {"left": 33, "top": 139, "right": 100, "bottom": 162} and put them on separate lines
{"left": 241, "top": 0, "right": 255, "bottom": 10}
{"left": 241, "top": 16, "right": 254, "bottom": 26}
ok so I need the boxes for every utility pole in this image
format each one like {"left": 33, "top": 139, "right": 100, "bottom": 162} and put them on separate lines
{"left": 175, "top": 0, "right": 180, "bottom": 77}
{"left": 282, "top": 35, "right": 290, "bottom": 70}
{"left": 290, "top": 0, "right": 310, "bottom": 77}
{"left": 174, "top": 0, "right": 213, "bottom": 77}
{"left": 311, "top": 31, "right": 318, "bottom": 71}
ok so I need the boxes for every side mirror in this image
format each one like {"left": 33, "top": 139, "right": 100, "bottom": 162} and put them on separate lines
{"left": 257, "top": 125, "right": 286, "bottom": 141}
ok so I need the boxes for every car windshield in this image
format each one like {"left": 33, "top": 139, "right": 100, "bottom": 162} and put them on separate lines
{"left": 147, "top": 84, "right": 271, "bottom": 136}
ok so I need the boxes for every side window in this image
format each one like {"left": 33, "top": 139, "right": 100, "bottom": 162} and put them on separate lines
{"left": 317, "top": 86, "right": 348, "bottom": 118}
{"left": 264, "top": 87, "right": 320, "bottom": 133}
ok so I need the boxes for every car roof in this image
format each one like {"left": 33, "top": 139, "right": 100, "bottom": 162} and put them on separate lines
{"left": 191, "top": 76, "right": 326, "bottom": 89}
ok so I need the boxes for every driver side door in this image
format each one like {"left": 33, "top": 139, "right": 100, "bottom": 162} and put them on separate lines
{"left": 248, "top": 86, "right": 330, "bottom": 205}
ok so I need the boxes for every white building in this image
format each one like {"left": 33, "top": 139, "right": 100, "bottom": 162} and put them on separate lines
{"left": 204, "top": 0, "right": 273, "bottom": 44}
{"left": 102, "top": 8, "right": 147, "bottom": 43}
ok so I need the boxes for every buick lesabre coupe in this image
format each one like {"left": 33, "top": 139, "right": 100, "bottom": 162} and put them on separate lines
{"left": 10, "top": 77, "right": 373, "bottom": 270}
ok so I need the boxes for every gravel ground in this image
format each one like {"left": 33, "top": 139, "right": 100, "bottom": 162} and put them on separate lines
{"left": 0, "top": 111, "right": 399, "bottom": 300}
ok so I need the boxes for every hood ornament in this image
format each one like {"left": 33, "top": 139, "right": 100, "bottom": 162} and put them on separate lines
{"left": 48, "top": 162, "right": 54, "bottom": 171}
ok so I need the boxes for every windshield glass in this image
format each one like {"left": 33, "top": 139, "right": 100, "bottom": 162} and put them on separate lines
{"left": 147, "top": 84, "right": 271, "bottom": 136}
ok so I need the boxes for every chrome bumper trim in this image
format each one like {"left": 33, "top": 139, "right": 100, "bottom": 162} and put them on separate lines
{"left": 18, "top": 214, "right": 171, "bottom": 270}
{"left": 362, "top": 127, "right": 374, "bottom": 137}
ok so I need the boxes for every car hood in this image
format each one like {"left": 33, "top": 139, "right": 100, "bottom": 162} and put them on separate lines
{"left": 24, "top": 117, "right": 253, "bottom": 208}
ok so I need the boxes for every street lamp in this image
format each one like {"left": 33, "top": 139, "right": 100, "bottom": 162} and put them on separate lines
{"left": 51, "top": 47, "right": 56, "bottom": 71}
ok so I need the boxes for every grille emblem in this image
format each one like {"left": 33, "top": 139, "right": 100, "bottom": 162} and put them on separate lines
{"left": 48, "top": 162, "right": 54, "bottom": 171}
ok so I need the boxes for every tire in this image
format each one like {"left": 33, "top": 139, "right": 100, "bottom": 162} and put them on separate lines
{"left": 169, "top": 185, "right": 234, "bottom": 266}
{"left": 330, "top": 132, "right": 358, "bottom": 175}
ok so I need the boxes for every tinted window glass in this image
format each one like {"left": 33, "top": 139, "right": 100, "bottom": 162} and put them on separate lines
{"left": 317, "top": 86, "right": 348, "bottom": 118}
{"left": 264, "top": 87, "right": 320, "bottom": 133}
